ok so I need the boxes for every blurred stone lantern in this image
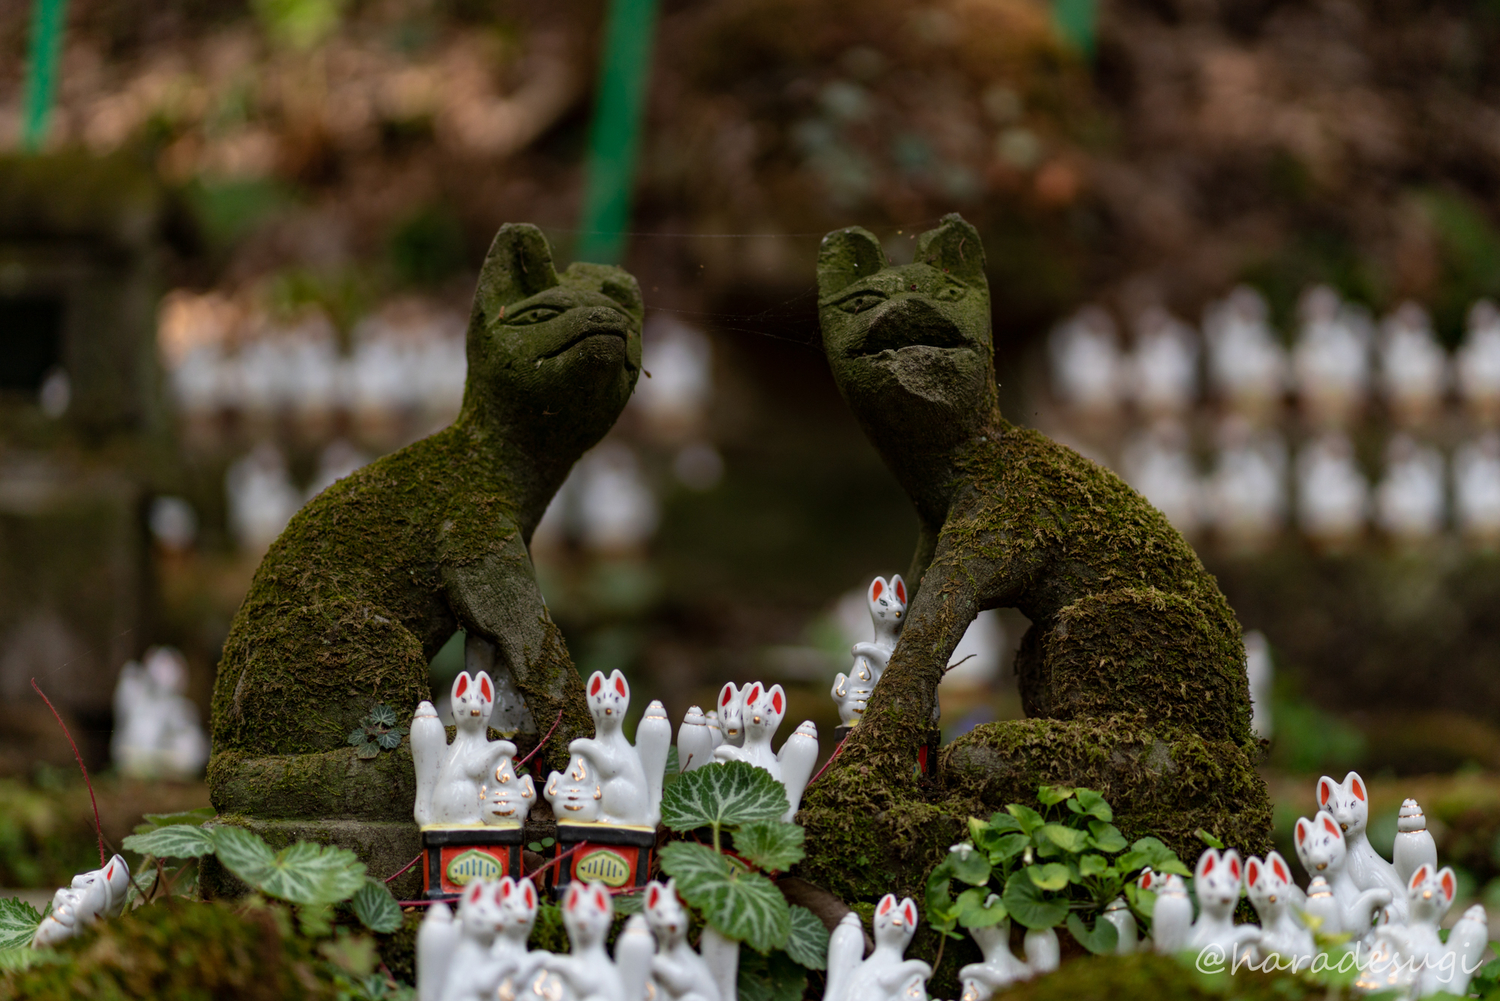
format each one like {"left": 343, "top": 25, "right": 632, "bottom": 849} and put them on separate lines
{"left": 0, "top": 153, "right": 171, "bottom": 771}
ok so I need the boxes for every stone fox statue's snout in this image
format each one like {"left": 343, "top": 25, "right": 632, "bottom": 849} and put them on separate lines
{"left": 208, "top": 225, "right": 642, "bottom": 872}
{"left": 799, "top": 215, "right": 1270, "bottom": 902}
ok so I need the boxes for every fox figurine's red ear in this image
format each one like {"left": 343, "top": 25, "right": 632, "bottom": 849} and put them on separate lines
{"left": 869, "top": 577, "right": 885, "bottom": 603}
{"left": 479, "top": 673, "right": 494, "bottom": 702}
{"left": 1345, "top": 772, "right": 1365, "bottom": 802}
{"left": 891, "top": 574, "right": 907, "bottom": 606}
{"left": 589, "top": 672, "right": 604, "bottom": 696}
{"left": 1318, "top": 776, "right": 1335, "bottom": 807}
{"left": 453, "top": 671, "right": 472, "bottom": 700}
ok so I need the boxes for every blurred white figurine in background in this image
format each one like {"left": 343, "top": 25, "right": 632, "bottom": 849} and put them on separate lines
{"left": 225, "top": 442, "right": 301, "bottom": 552}
{"left": 1457, "top": 300, "right": 1500, "bottom": 424}
{"left": 1379, "top": 302, "right": 1449, "bottom": 425}
{"left": 1120, "top": 424, "right": 1202, "bottom": 535}
{"left": 305, "top": 439, "right": 371, "bottom": 502}
{"left": 1454, "top": 432, "right": 1500, "bottom": 544}
{"left": 1049, "top": 306, "right": 1122, "bottom": 419}
{"left": 1202, "top": 286, "right": 1287, "bottom": 419}
{"left": 1203, "top": 419, "right": 1286, "bottom": 549}
{"left": 1295, "top": 432, "right": 1368, "bottom": 545}
{"left": 1126, "top": 306, "right": 1199, "bottom": 417}
{"left": 112, "top": 646, "right": 208, "bottom": 779}
{"left": 1374, "top": 435, "right": 1445, "bottom": 542}
{"left": 1243, "top": 630, "right": 1273, "bottom": 739}
{"left": 1293, "top": 286, "right": 1371, "bottom": 426}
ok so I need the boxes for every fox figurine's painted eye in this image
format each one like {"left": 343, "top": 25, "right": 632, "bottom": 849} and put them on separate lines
{"left": 451, "top": 671, "right": 495, "bottom": 724}
{"left": 586, "top": 670, "right": 630, "bottom": 722}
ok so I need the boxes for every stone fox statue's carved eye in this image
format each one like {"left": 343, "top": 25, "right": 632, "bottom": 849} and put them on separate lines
{"left": 506, "top": 304, "right": 566, "bottom": 326}
{"left": 836, "top": 290, "right": 887, "bottom": 315}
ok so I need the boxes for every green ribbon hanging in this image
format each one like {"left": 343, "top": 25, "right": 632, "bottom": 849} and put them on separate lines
{"left": 22, "top": 0, "right": 70, "bottom": 154}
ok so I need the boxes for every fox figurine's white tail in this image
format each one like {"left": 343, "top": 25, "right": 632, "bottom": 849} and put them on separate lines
{"left": 636, "top": 699, "right": 672, "bottom": 827}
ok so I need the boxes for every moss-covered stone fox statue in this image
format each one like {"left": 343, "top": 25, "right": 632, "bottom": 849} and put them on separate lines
{"left": 206, "top": 224, "right": 641, "bottom": 884}
{"left": 797, "top": 215, "right": 1271, "bottom": 934}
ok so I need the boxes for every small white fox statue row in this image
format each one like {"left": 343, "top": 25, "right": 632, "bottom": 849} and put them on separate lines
{"left": 417, "top": 876, "right": 540, "bottom": 1001}
{"left": 31, "top": 854, "right": 131, "bottom": 948}
{"left": 1293, "top": 810, "right": 1392, "bottom": 939}
{"left": 544, "top": 670, "right": 671, "bottom": 828}
{"left": 412, "top": 670, "right": 531, "bottom": 827}
{"left": 709, "top": 681, "right": 820, "bottom": 823}
{"left": 1368, "top": 863, "right": 1488, "bottom": 998}
{"left": 831, "top": 575, "right": 907, "bottom": 727}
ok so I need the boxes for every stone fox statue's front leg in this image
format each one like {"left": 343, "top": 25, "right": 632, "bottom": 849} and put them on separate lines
{"left": 442, "top": 531, "right": 591, "bottom": 777}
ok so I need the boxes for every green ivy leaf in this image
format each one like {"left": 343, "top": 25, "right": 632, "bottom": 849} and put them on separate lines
{"left": 368, "top": 705, "right": 399, "bottom": 727}
{"left": 1072, "top": 789, "right": 1113, "bottom": 822}
{"left": 663, "top": 746, "right": 681, "bottom": 788}
{"left": 958, "top": 892, "right": 1009, "bottom": 929}
{"left": 1037, "top": 824, "right": 1089, "bottom": 854}
{"left": 614, "top": 890, "right": 646, "bottom": 915}
{"left": 661, "top": 761, "right": 789, "bottom": 834}
{"left": 783, "top": 905, "right": 828, "bottom": 970}
{"left": 1117, "top": 837, "right": 1191, "bottom": 878}
{"left": 1078, "top": 853, "right": 1108, "bottom": 878}
{"left": 1005, "top": 804, "right": 1045, "bottom": 836}
{"left": 1025, "top": 863, "right": 1072, "bottom": 891}
{"left": 1087, "top": 822, "right": 1128, "bottom": 853}
{"left": 351, "top": 880, "right": 402, "bottom": 933}
{"left": 1002, "top": 872, "right": 1068, "bottom": 930}
{"left": 356, "top": 742, "right": 380, "bottom": 760}
{"left": 1195, "top": 829, "right": 1225, "bottom": 849}
{"left": 987, "top": 811, "right": 1024, "bottom": 834}
{"left": 0, "top": 898, "right": 43, "bottom": 950}
{"left": 375, "top": 730, "right": 403, "bottom": 750}
{"left": 734, "top": 821, "right": 806, "bottom": 872}
{"left": 737, "top": 947, "right": 807, "bottom": 1001}
{"left": 0, "top": 946, "right": 64, "bottom": 973}
{"left": 1066, "top": 911, "right": 1120, "bottom": 955}
{"left": 122, "top": 823, "right": 217, "bottom": 859}
{"left": 1036, "top": 785, "right": 1074, "bottom": 806}
{"left": 947, "top": 845, "right": 993, "bottom": 886}
{"left": 348, "top": 729, "right": 369, "bottom": 747}
{"left": 659, "top": 841, "right": 790, "bottom": 952}
{"left": 213, "top": 826, "right": 366, "bottom": 906}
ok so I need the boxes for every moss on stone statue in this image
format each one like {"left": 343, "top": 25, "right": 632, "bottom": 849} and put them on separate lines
{"left": 797, "top": 214, "right": 1271, "bottom": 918}
{"left": 0, "top": 899, "right": 347, "bottom": 1000}
{"left": 209, "top": 225, "right": 644, "bottom": 835}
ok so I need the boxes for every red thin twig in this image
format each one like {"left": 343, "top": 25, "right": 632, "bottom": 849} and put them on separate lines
{"left": 32, "top": 677, "right": 106, "bottom": 867}
{"left": 385, "top": 853, "right": 424, "bottom": 884}
{"left": 516, "top": 709, "right": 566, "bottom": 771}
{"left": 525, "top": 841, "right": 585, "bottom": 882}
{"left": 804, "top": 731, "right": 851, "bottom": 790}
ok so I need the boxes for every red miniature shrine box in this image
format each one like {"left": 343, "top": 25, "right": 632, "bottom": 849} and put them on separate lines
{"left": 422, "top": 826, "right": 524, "bottom": 899}
{"left": 552, "top": 823, "right": 655, "bottom": 897}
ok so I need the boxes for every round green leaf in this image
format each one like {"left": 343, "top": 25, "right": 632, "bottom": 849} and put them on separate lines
{"left": 1036, "top": 785, "right": 1074, "bottom": 806}
{"left": 1072, "top": 788, "right": 1113, "bottom": 822}
{"left": 1026, "top": 863, "right": 1072, "bottom": 891}
{"left": 1066, "top": 911, "right": 1120, "bottom": 955}
{"left": 122, "top": 823, "right": 217, "bottom": 860}
{"left": 733, "top": 821, "right": 806, "bottom": 873}
{"left": 1001, "top": 872, "right": 1067, "bottom": 930}
{"left": 1087, "top": 822, "right": 1128, "bottom": 854}
{"left": 351, "top": 880, "right": 402, "bottom": 933}
{"left": 1078, "top": 853, "right": 1108, "bottom": 878}
{"left": 1037, "top": 824, "right": 1089, "bottom": 854}
{"left": 661, "top": 761, "right": 790, "bottom": 833}
{"left": 1005, "top": 804, "right": 1045, "bottom": 835}
{"left": 947, "top": 845, "right": 993, "bottom": 886}
{"left": 957, "top": 892, "right": 1008, "bottom": 930}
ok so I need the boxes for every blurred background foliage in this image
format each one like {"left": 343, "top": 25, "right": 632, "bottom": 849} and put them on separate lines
{"left": 3, "top": 0, "right": 1500, "bottom": 911}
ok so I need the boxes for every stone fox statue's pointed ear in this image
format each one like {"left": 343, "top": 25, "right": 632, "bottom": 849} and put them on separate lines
{"left": 817, "top": 226, "right": 886, "bottom": 297}
{"left": 472, "top": 223, "right": 561, "bottom": 323}
{"left": 913, "top": 213, "right": 986, "bottom": 288}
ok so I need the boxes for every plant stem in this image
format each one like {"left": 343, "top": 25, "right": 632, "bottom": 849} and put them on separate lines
{"left": 31, "top": 677, "right": 106, "bottom": 867}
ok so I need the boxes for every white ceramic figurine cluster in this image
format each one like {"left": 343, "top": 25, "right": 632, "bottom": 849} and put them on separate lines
{"left": 544, "top": 670, "right": 671, "bottom": 827}
{"left": 418, "top": 881, "right": 939, "bottom": 1001}
{"left": 676, "top": 680, "right": 819, "bottom": 822}
{"left": 31, "top": 854, "right": 131, "bottom": 948}
{"left": 830, "top": 575, "right": 907, "bottom": 727}
{"left": 413, "top": 670, "right": 537, "bottom": 827}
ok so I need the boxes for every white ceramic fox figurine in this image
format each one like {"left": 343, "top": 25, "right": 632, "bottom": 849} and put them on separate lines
{"left": 544, "top": 881, "right": 625, "bottom": 1001}
{"left": 824, "top": 895, "right": 931, "bottom": 1001}
{"left": 715, "top": 683, "right": 747, "bottom": 747}
{"left": 831, "top": 575, "right": 907, "bottom": 726}
{"left": 958, "top": 910, "right": 1032, "bottom": 1000}
{"left": 566, "top": 670, "right": 667, "bottom": 827}
{"left": 417, "top": 901, "right": 456, "bottom": 1001}
{"left": 414, "top": 671, "right": 514, "bottom": 826}
{"left": 712, "top": 682, "right": 820, "bottom": 822}
{"left": 1100, "top": 896, "right": 1138, "bottom": 955}
{"left": 644, "top": 879, "right": 721, "bottom": 1001}
{"left": 1142, "top": 870, "right": 1192, "bottom": 954}
{"left": 1376, "top": 864, "right": 1487, "bottom": 998}
{"left": 1293, "top": 810, "right": 1390, "bottom": 938}
{"left": 414, "top": 878, "right": 505, "bottom": 1001}
{"left": 493, "top": 877, "right": 541, "bottom": 992}
{"left": 1317, "top": 771, "right": 1407, "bottom": 922}
{"left": 637, "top": 699, "right": 672, "bottom": 825}
{"left": 1246, "top": 852, "right": 1313, "bottom": 966}
{"left": 1187, "top": 849, "right": 1260, "bottom": 956}
{"left": 1392, "top": 798, "right": 1438, "bottom": 888}
{"left": 544, "top": 752, "right": 604, "bottom": 823}
{"left": 481, "top": 755, "right": 535, "bottom": 826}
{"left": 615, "top": 914, "right": 656, "bottom": 1001}
{"left": 31, "top": 854, "right": 131, "bottom": 948}
{"left": 1301, "top": 877, "right": 1340, "bottom": 937}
